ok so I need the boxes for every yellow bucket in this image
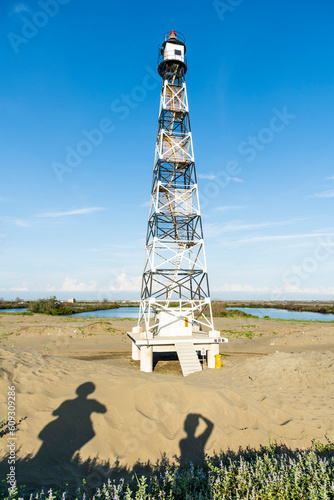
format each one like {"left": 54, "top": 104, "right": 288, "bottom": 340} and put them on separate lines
{"left": 215, "top": 354, "right": 222, "bottom": 369}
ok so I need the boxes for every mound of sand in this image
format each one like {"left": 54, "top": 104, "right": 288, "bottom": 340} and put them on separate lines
{"left": 1, "top": 340, "right": 334, "bottom": 489}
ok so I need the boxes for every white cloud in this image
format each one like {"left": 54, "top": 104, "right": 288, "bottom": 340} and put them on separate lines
{"left": 198, "top": 174, "right": 216, "bottom": 180}
{"left": 227, "top": 177, "right": 243, "bottom": 183}
{"left": 325, "top": 175, "right": 334, "bottom": 180}
{"left": 15, "top": 219, "right": 30, "bottom": 227}
{"left": 35, "top": 207, "right": 105, "bottom": 218}
{"left": 140, "top": 201, "right": 150, "bottom": 208}
{"left": 212, "top": 283, "right": 334, "bottom": 295}
{"left": 308, "top": 190, "right": 334, "bottom": 199}
{"left": 274, "top": 284, "right": 334, "bottom": 295}
{"left": 214, "top": 205, "right": 246, "bottom": 212}
{"left": 110, "top": 273, "right": 141, "bottom": 292}
{"left": 220, "top": 232, "right": 334, "bottom": 247}
{"left": 277, "top": 241, "right": 317, "bottom": 250}
{"left": 313, "top": 227, "right": 334, "bottom": 233}
{"left": 213, "top": 284, "right": 270, "bottom": 293}
{"left": 8, "top": 284, "right": 29, "bottom": 292}
{"left": 241, "top": 232, "right": 334, "bottom": 243}
{"left": 12, "top": 3, "right": 30, "bottom": 14}
{"left": 60, "top": 277, "right": 97, "bottom": 292}
{"left": 206, "top": 218, "right": 302, "bottom": 237}
{"left": 87, "top": 242, "right": 142, "bottom": 253}
{"left": 198, "top": 174, "right": 243, "bottom": 182}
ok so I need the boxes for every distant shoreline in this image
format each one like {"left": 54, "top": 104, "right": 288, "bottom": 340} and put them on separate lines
{"left": 1, "top": 299, "right": 333, "bottom": 316}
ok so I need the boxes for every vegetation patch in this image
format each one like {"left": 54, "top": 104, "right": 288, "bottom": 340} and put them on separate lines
{"left": 1, "top": 440, "right": 334, "bottom": 499}
{"left": 211, "top": 302, "right": 258, "bottom": 319}
{"left": 0, "top": 298, "right": 27, "bottom": 310}
{"left": 27, "top": 297, "right": 120, "bottom": 316}
{"left": 221, "top": 329, "right": 256, "bottom": 339}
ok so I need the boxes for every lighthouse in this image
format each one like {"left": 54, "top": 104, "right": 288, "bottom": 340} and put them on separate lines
{"left": 128, "top": 31, "right": 227, "bottom": 375}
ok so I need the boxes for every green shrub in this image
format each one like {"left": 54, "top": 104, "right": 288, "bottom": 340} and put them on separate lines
{"left": 211, "top": 302, "right": 257, "bottom": 318}
{"left": 1, "top": 442, "right": 333, "bottom": 499}
{"left": 28, "top": 296, "right": 61, "bottom": 314}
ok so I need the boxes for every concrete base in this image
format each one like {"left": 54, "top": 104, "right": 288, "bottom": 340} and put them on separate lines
{"left": 132, "top": 341, "right": 141, "bottom": 361}
{"left": 140, "top": 345, "right": 153, "bottom": 373}
{"left": 207, "top": 343, "right": 219, "bottom": 368}
{"left": 128, "top": 331, "right": 228, "bottom": 374}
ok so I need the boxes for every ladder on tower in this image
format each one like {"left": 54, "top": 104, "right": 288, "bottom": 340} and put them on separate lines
{"left": 166, "top": 243, "right": 185, "bottom": 305}
{"left": 164, "top": 188, "right": 186, "bottom": 305}
{"left": 175, "top": 341, "right": 202, "bottom": 377}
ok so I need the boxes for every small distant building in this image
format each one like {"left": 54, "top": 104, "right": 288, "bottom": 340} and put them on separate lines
{"left": 68, "top": 298, "right": 76, "bottom": 303}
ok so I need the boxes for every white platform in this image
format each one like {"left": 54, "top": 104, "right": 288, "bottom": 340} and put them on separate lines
{"left": 127, "top": 331, "right": 228, "bottom": 375}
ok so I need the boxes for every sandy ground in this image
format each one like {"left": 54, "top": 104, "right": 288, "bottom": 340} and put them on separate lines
{"left": 0, "top": 313, "right": 334, "bottom": 490}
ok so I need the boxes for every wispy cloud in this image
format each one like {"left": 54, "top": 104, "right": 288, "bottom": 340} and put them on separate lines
{"left": 198, "top": 174, "right": 243, "bottom": 183}
{"left": 8, "top": 283, "right": 29, "bottom": 292}
{"left": 212, "top": 283, "right": 334, "bottom": 295}
{"left": 207, "top": 218, "right": 302, "bottom": 236}
{"left": 35, "top": 207, "right": 105, "bottom": 218}
{"left": 140, "top": 201, "right": 150, "bottom": 208}
{"left": 198, "top": 174, "right": 216, "bottom": 180}
{"left": 308, "top": 190, "right": 334, "bottom": 199}
{"left": 214, "top": 205, "right": 246, "bottom": 212}
{"left": 220, "top": 232, "right": 334, "bottom": 247}
{"left": 325, "top": 175, "right": 334, "bottom": 180}
{"left": 227, "top": 177, "right": 243, "bottom": 183}
{"left": 12, "top": 3, "right": 30, "bottom": 14}
{"left": 15, "top": 219, "right": 30, "bottom": 227}
{"left": 87, "top": 242, "right": 142, "bottom": 253}
{"left": 213, "top": 283, "right": 270, "bottom": 293}
{"left": 313, "top": 227, "right": 334, "bottom": 233}
{"left": 278, "top": 285, "right": 334, "bottom": 295}
{"left": 238, "top": 232, "right": 334, "bottom": 243}
{"left": 110, "top": 273, "right": 141, "bottom": 292}
{"left": 60, "top": 277, "right": 97, "bottom": 292}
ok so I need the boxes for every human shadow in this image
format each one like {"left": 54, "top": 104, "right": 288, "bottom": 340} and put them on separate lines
{"left": 34, "top": 381, "right": 106, "bottom": 466}
{"left": 179, "top": 413, "right": 214, "bottom": 466}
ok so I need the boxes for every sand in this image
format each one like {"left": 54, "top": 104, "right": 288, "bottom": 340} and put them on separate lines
{"left": 0, "top": 313, "right": 334, "bottom": 490}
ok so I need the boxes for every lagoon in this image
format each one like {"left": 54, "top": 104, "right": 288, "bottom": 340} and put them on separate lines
{"left": 71, "top": 306, "right": 140, "bottom": 319}
{"left": 3, "top": 306, "right": 333, "bottom": 322}
{"left": 227, "top": 307, "right": 334, "bottom": 322}
{"left": 0, "top": 308, "right": 28, "bottom": 313}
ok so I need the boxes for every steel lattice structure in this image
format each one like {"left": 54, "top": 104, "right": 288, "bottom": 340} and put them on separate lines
{"left": 138, "top": 31, "right": 214, "bottom": 337}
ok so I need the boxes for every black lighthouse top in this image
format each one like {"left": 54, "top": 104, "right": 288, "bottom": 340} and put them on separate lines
{"left": 158, "top": 30, "right": 187, "bottom": 78}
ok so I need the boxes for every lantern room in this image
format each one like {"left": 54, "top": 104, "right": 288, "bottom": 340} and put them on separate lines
{"left": 158, "top": 30, "right": 187, "bottom": 77}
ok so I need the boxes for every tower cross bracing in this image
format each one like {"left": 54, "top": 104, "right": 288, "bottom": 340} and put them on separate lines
{"left": 138, "top": 31, "right": 215, "bottom": 338}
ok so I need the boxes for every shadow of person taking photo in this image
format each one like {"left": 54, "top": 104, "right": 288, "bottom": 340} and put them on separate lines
{"left": 179, "top": 413, "right": 214, "bottom": 466}
{"left": 34, "top": 381, "right": 107, "bottom": 467}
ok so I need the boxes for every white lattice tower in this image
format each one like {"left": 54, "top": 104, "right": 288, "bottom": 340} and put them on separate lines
{"left": 138, "top": 31, "right": 215, "bottom": 338}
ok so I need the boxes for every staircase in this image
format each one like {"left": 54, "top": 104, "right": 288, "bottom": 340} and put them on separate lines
{"left": 175, "top": 341, "right": 202, "bottom": 377}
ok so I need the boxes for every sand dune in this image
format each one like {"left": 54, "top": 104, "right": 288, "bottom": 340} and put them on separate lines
{"left": 0, "top": 315, "right": 334, "bottom": 489}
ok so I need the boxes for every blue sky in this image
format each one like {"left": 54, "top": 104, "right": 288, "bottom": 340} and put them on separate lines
{"left": 1, "top": 0, "right": 334, "bottom": 301}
